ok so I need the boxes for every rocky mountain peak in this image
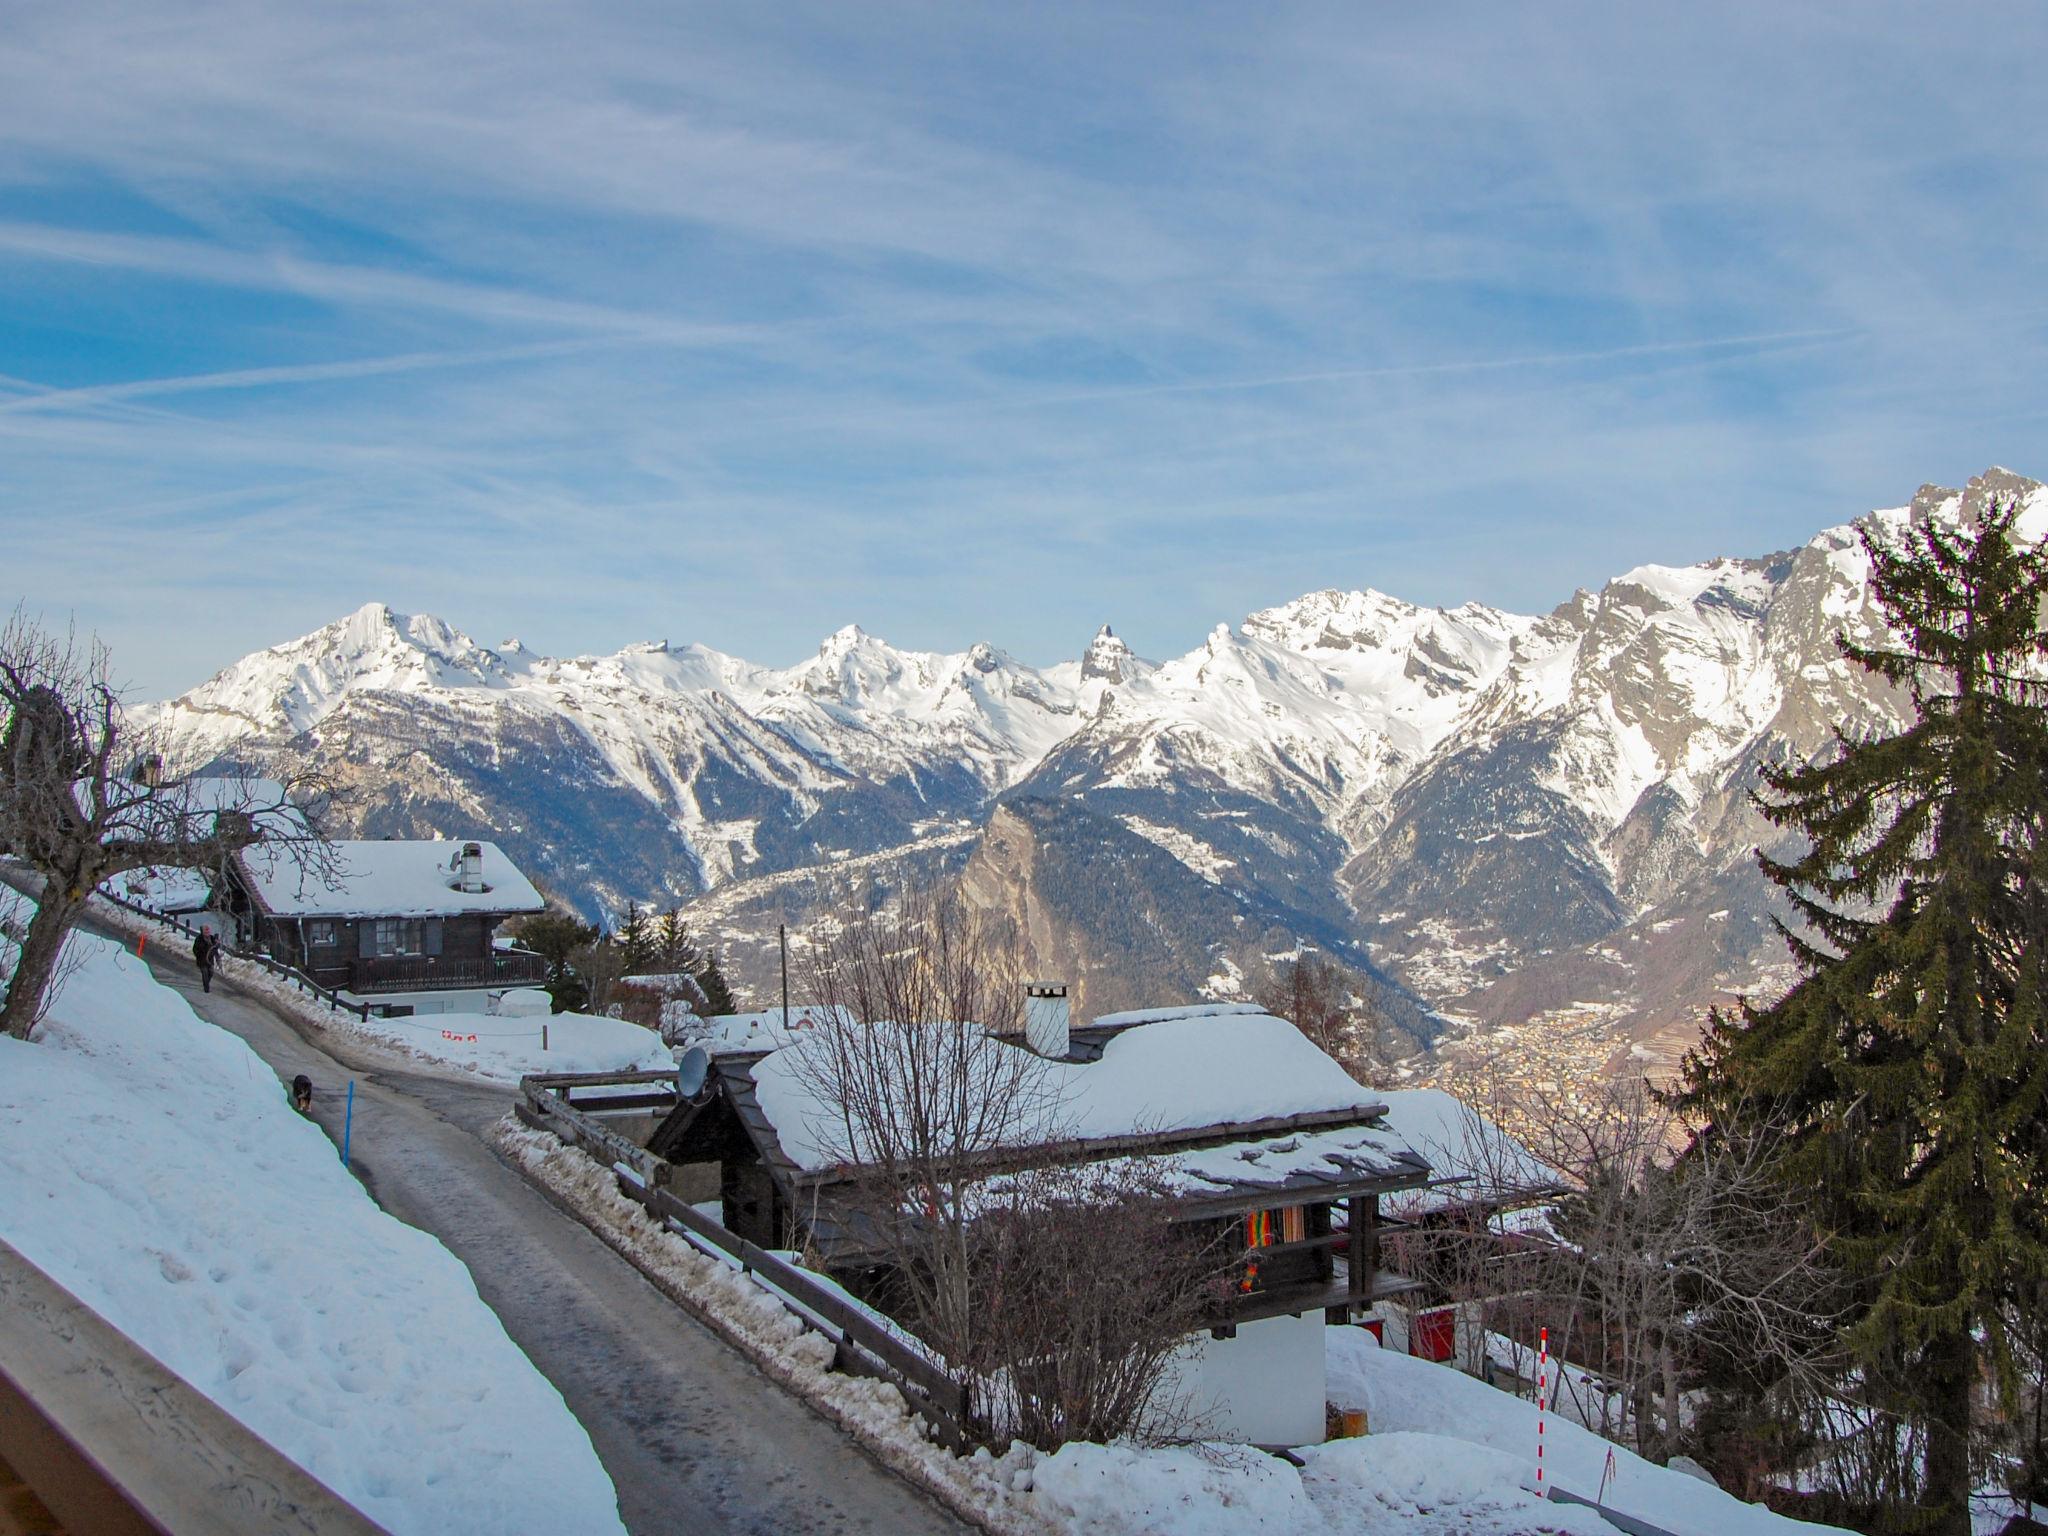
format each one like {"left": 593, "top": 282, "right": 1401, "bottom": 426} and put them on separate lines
{"left": 1080, "top": 624, "right": 1132, "bottom": 682}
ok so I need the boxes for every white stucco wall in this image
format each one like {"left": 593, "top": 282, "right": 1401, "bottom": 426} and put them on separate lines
{"left": 1169, "top": 1311, "right": 1328, "bottom": 1446}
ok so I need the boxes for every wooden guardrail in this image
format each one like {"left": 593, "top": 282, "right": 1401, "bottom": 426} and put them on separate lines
{"left": 517, "top": 1073, "right": 976, "bottom": 1450}
{"left": 0, "top": 1237, "right": 390, "bottom": 1536}
{"left": 94, "top": 886, "right": 374, "bottom": 1022}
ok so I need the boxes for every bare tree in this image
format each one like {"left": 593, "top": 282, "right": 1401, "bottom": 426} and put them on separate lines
{"left": 1531, "top": 1078, "right": 1847, "bottom": 1466}
{"left": 0, "top": 611, "right": 332, "bottom": 1038}
{"left": 1258, "top": 951, "right": 1384, "bottom": 1082}
{"left": 789, "top": 879, "right": 1231, "bottom": 1449}
{"left": 0, "top": 886, "right": 88, "bottom": 1034}
{"left": 968, "top": 1159, "right": 1234, "bottom": 1449}
{"left": 790, "top": 879, "right": 1049, "bottom": 1375}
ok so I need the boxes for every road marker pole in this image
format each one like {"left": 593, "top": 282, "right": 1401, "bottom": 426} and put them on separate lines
{"left": 1537, "top": 1324, "right": 1549, "bottom": 1496}
{"left": 342, "top": 1081, "right": 355, "bottom": 1166}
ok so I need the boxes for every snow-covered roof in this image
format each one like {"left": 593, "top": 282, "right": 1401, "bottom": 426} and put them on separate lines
{"left": 748, "top": 1010, "right": 1423, "bottom": 1189}
{"left": 1372, "top": 1087, "right": 1561, "bottom": 1217}
{"left": 676, "top": 1006, "right": 855, "bottom": 1057}
{"left": 237, "top": 840, "right": 545, "bottom": 919}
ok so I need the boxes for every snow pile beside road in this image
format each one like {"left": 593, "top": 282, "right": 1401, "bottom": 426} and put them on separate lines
{"left": 1297, "top": 1434, "right": 1610, "bottom": 1535}
{"left": 1326, "top": 1327, "right": 1853, "bottom": 1536}
{"left": 0, "top": 922, "right": 627, "bottom": 1536}
{"left": 1028, "top": 1432, "right": 1616, "bottom": 1535}
{"left": 323, "top": 1002, "right": 672, "bottom": 1083}
{"left": 1031, "top": 1442, "right": 1312, "bottom": 1534}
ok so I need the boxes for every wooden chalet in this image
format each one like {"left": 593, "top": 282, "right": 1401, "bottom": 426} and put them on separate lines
{"left": 218, "top": 838, "right": 548, "bottom": 1001}
{"left": 647, "top": 1001, "right": 1436, "bottom": 1338}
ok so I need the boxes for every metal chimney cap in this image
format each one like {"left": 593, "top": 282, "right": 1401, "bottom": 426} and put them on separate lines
{"left": 1024, "top": 981, "right": 1068, "bottom": 997}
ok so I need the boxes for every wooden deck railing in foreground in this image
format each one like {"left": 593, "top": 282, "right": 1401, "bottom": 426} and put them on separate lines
{"left": 517, "top": 1073, "right": 976, "bottom": 1451}
{"left": 0, "top": 1237, "right": 390, "bottom": 1536}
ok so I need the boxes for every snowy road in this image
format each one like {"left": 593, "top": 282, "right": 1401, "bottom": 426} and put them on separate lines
{"left": 100, "top": 928, "right": 967, "bottom": 1536}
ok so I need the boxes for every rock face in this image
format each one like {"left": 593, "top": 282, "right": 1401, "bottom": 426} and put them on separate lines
{"left": 142, "top": 470, "right": 2047, "bottom": 1069}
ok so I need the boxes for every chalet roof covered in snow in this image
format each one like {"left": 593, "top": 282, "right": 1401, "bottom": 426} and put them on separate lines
{"left": 727, "top": 1006, "right": 1431, "bottom": 1205}
{"left": 236, "top": 840, "right": 546, "bottom": 919}
{"left": 1372, "top": 1087, "right": 1563, "bottom": 1217}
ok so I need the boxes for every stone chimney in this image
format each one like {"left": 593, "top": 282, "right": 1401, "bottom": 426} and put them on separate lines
{"left": 1024, "top": 981, "right": 1070, "bottom": 1060}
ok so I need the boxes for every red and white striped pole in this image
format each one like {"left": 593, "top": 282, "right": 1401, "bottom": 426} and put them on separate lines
{"left": 1536, "top": 1325, "right": 1549, "bottom": 1496}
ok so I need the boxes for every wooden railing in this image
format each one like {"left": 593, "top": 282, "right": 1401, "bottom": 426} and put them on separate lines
{"left": 321, "top": 952, "right": 551, "bottom": 995}
{"left": 93, "top": 886, "right": 375, "bottom": 1022}
{"left": 516, "top": 1073, "right": 975, "bottom": 1450}
{"left": 0, "top": 1237, "right": 390, "bottom": 1536}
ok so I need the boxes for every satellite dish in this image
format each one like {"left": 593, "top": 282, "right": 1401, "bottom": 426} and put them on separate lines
{"left": 676, "top": 1046, "right": 711, "bottom": 1101}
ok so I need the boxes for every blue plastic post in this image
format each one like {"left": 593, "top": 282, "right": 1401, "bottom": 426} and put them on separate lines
{"left": 342, "top": 1080, "right": 355, "bottom": 1166}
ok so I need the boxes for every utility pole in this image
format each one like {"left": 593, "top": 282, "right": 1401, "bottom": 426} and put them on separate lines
{"left": 779, "top": 923, "right": 790, "bottom": 1026}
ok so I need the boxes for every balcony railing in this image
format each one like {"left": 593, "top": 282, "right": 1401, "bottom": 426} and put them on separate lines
{"left": 306, "top": 951, "right": 551, "bottom": 995}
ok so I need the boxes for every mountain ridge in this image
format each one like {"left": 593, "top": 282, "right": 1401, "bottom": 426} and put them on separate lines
{"left": 142, "top": 468, "right": 2048, "bottom": 1074}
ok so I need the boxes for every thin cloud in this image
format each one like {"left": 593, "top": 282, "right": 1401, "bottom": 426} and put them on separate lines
{"left": 0, "top": 340, "right": 610, "bottom": 415}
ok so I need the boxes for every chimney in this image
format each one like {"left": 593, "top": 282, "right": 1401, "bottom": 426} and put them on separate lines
{"left": 456, "top": 842, "right": 486, "bottom": 893}
{"left": 1024, "top": 981, "right": 1070, "bottom": 1060}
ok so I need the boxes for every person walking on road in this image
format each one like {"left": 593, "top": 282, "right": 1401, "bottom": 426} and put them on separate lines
{"left": 192, "top": 929, "right": 219, "bottom": 994}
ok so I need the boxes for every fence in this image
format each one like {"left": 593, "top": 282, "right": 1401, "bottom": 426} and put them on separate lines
{"left": 0, "top": 1236, "right": 390, "bottom": 1536}
{"left": 93, "top": 885, "right": 374, "bottom": 1022}
{"left": 516, "top": 1073, "right": 975, "bottom": 1451}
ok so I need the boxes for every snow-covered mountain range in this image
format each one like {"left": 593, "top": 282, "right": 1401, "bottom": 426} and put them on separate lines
{"left": 144, "top": 468, "right": 2047, "bottom": 1070}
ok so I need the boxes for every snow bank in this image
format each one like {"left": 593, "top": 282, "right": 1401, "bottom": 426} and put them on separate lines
{"left": 0, "top": 924, "right": 626, "bottom": 1536}
{"left": 1324, "top": 1327, "right": 1853, "bottom": 1536}
{"left": 224, "top": 957, "right": 670, "bottom": 1083}
{"left": 1032, "top": 1442, "right": 1312, "bottom": 1535}
{"left": 1298, "top": 1434, "right": 1612, "bottom": 1535}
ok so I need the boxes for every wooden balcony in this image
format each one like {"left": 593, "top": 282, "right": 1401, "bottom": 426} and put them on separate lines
{"left": 308, "top": 951, "right": 551, "bottom": 995}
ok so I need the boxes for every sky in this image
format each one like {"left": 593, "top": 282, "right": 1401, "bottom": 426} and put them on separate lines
{"left": 2, "top": 2, "right": 2045, "bottom": 699}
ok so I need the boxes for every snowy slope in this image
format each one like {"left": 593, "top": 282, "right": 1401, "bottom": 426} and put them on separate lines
{"left": 0, "top": 918, "right": 625, "bottom": 1536}
{"left": 1324, "top": 1329, "right": 1853, "bottom": 1536}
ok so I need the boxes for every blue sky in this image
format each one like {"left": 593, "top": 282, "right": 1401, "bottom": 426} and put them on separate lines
{"left": 3, "top": 2, "right": 2045, "bottom": 698}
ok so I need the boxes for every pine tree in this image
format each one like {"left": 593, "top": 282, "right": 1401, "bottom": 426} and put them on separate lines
{"left": 694, "top": 947, "right": 737, "bottom": 1016}
{"left": 617, "top": 899, "right": 656, "bottom": 974}
{"left": 656, "top": 903, "right": 699, "bottom": 975}
{"left": 1679, "top": 498, "right": 2048, "bottom": 1536}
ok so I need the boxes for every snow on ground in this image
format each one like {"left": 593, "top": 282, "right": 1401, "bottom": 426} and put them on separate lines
{"left": 1298, "top": 1434, "right": 1613, "bottom": 1535}
{"left": 221, "top": 959, "right": 671, "bottom": 1083}
{"left": 1031, "top": 1442, "right": 1314, "bottom": 1535}
{"left": 1325, "top": 1328, "right": 1853, "bottom": 1536}
{"left": 328, "top": 1001, "right": 673, "bottom": 1082}
{"left": 0, "top": 921, "right": 626, "bottom": 1536}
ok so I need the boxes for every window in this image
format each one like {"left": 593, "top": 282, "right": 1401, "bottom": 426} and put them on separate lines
{"left": 306, "top": 920, "right": 339, "bottom": 949}
{"left": 371, "top": 919, "right": 425, "bottom": 957}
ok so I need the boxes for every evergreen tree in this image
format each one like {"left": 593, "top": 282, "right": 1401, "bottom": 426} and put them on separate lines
{"left": 656, "top": 903, "right": 699, "bottom": 975}
{"left": 617, "top": 899, "right": 656, "bottom": 974}
{"left": 1679, "top": 498, "right": 2048, "bottom": 1536}
{"left": 694, "top": 947, "right": 737, "bottom": 1016}
{"left": 509, "top": 910, "right": 598, "bottom": 982}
